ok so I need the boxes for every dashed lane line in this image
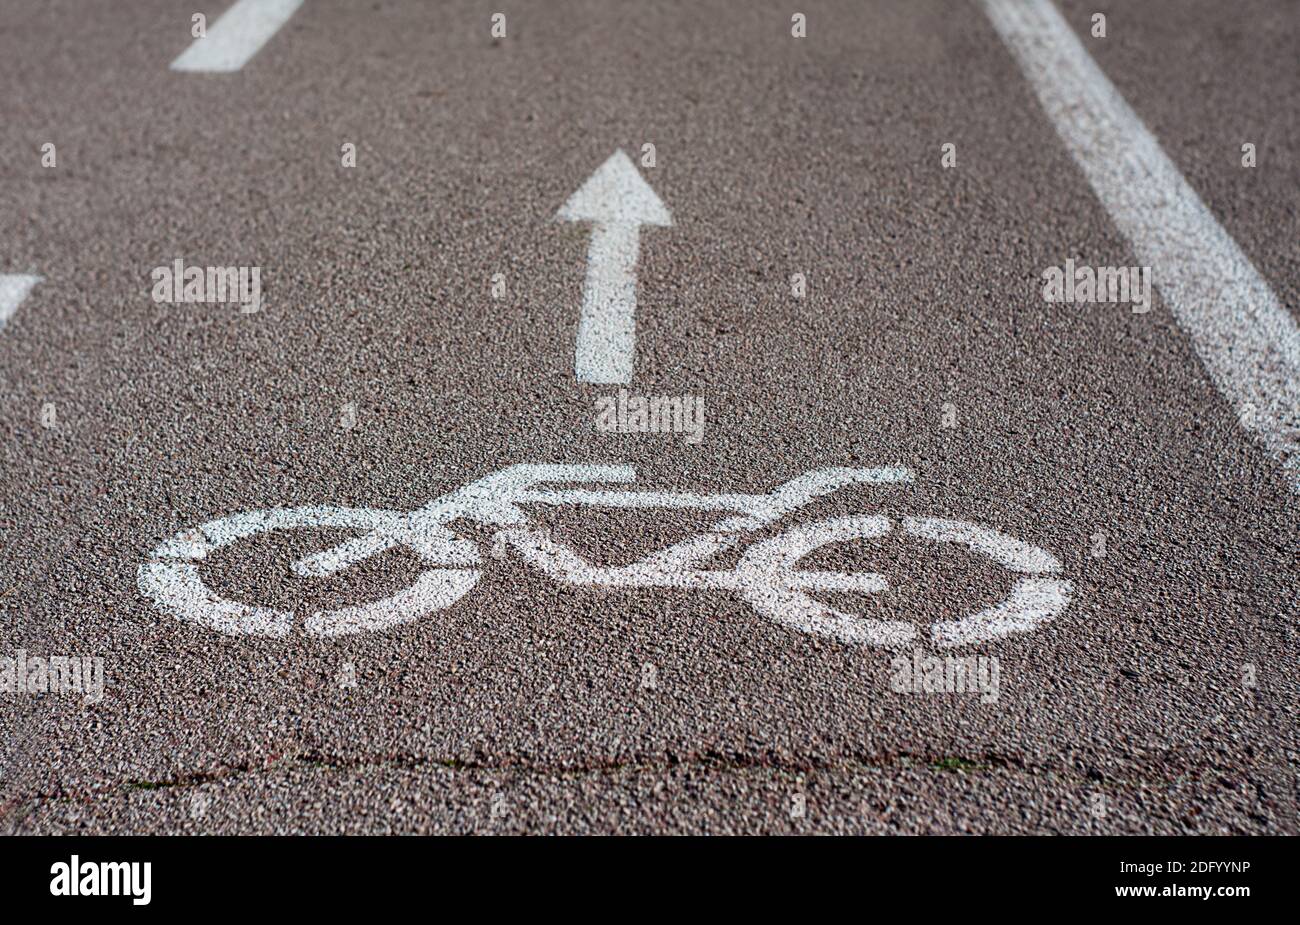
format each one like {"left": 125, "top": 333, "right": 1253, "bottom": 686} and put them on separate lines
{"left": 170, "top": 0, "right": 304, "bottom": 73}
{"left": 0, "top": 275, "right": 41, "bottom": 334}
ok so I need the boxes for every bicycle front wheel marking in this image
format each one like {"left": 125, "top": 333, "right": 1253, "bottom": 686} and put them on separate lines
{"left": 931, "top": 577, "right": 1073, "bottom": 648}
{"left": 737, "top": 515, "right": 911, "bottom": 647}
{"left": 737, "top": 514, "right": 1072, "bottom": 649}
{"left": 902, "top": 516, "right": 1072, "bottom": 647}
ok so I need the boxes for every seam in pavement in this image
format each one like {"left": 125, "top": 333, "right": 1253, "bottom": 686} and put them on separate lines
{"left": 1, "top": 746, "right": 1277, "bottom": 825}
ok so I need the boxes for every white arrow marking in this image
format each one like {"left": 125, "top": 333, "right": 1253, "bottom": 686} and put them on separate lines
{"left": 555, "top": 150, "right": 672, "bottom": 384}
{"left": 0, "top": 274, "right": 41, "bottom": 334}
{"left": 171, "top": 0, "right": 304, "bottom": 73}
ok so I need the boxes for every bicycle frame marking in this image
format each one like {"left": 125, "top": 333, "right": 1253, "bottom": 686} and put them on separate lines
{"left": 138, "top": 464, "right": 1073, "bottom": 647}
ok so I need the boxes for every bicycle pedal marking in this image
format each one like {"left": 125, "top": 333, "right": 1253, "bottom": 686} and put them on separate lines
{"left": 137, "top": 463, "right": 1072, "bottom": 647}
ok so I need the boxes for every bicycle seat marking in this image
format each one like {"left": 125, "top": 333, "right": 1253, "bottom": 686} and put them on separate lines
{"left": 137, "top": 463, "right": 1073, "bottom": 648}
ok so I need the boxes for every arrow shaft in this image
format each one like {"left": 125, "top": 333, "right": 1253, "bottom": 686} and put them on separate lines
{"left": 576, "top": 221, "right": 641, "bottom": 383}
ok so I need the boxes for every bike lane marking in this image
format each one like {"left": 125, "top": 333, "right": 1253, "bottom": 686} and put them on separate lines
{"left": 981, "top": 0, "right": 1300, "bottom": 496}
{"left": 0, "top": 274, "right": 41, "bottom": 334}
{"left": 138, "top": 465, "right": 1071, "bottom": 646}
{"left": 555, "top": 150, "right": 673, "bottom": 384}
{"left": 170, "top": 0, "right": 304, "bottom": 73}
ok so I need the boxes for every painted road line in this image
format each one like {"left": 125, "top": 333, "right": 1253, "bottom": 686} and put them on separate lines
{"left": 982, "top": 0, "right": 1300, "bottom": 495}
{"left": 170, "top": 0, "right": 304, "bottom": 73}
{"left": 555, "top": 150, "right": 673, "bottom": 384}
{"left": 0, "top": 274, "right": 41, "bottom": 333}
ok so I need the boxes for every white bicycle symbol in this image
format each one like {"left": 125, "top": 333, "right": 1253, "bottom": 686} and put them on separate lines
{"left": 138, "top": 463, "right": 1072, "bottom": 647}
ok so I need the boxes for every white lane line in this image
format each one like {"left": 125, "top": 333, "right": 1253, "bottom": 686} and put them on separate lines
{"left": 556, "top": 150, "right": 673, "bottom": 384}
{"left": 982, "top": 0, "right": 1300, "bottom": 495}
{"left": 170, "top": 0, "right": 304, "bottom": 73}
{"left": 0, "top": 274, "right": 41, "bottom": 333}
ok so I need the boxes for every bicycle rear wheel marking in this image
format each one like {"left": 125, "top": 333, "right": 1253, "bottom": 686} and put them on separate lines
{"left": 139, "top": 561, "right": 293, "bottom": 637}
{"left": 140, "top": 504, "right": 481, "bottom": 637}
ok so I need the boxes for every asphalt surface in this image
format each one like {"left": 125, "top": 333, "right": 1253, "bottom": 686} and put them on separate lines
{"left": 0, "top": 0, "right": 1297, "bottom": 834}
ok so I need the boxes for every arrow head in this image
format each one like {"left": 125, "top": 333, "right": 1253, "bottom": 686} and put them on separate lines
{"left": 556, "top": 150, "right": 673, "bottom": 227}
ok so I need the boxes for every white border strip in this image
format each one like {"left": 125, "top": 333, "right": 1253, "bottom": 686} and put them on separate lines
{"left": 0, "top": 275, "right": 41, "bottom": 333}
{"left": 982, "top": 0, "right": 1300, "bottom": 495}
{"left": 170, "top": 0, "right": 304, "bottom": 73}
